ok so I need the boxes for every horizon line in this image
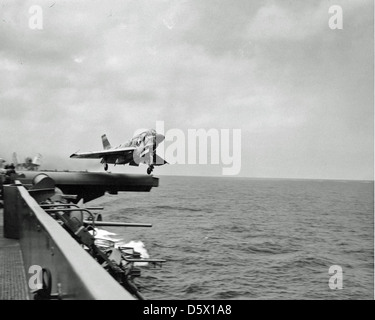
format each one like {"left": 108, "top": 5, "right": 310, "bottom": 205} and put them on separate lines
{"left": 154, "top": 173, "right": 374, "bottom": 182}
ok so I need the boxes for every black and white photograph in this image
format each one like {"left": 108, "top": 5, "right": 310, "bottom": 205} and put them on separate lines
{"left": 0, "top": 0, "right": 373, "bottom": 304}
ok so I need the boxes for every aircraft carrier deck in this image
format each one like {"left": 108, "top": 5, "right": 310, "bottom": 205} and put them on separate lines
{"left": 0, "top": 170, "right": 161, "bottom": 300}
{"left": 0, "top": 208, "right": 29, "bottom": 300}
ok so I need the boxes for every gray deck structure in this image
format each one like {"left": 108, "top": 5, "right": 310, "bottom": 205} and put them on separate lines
{"left": 0, "top": 171, "right": 159, "bottom": 300}
{"left": 0, "top": 209, "right": 29, "bottom": 300}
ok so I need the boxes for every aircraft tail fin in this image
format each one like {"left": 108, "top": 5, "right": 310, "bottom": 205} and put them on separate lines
{"left": 102, "top": 134, "right": 112, "bottom": 150}
{"left": 12, "top": 152, "right": 19, "bottom": 167}
{"left": 32, "top": 153, "right": 42, "bottom": 166}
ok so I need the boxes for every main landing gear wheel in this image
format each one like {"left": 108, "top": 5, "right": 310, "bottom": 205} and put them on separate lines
{"left": 104, "top": 163, "right": 108, "bottom": 171}
{"left": 147, "top": 165, "right": 154, "bottom": 175}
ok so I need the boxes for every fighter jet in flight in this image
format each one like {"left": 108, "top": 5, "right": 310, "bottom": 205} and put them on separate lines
{"left": 70, "top": 129, "right": 167, "bottom": 175}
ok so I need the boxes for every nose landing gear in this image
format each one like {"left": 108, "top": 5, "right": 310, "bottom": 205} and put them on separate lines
{"left": 147, "top": 165, "right": 154, "bottom": 175}
{"left": 104, "top": 163, "right": 108, "bottom": 171}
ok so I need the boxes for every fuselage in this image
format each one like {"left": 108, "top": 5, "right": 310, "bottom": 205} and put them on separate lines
{"left": 106, "top": 129, "right": 164, "bottom": 165}
{"left": 118, "top": 129, "right": 157, "bottom": 149}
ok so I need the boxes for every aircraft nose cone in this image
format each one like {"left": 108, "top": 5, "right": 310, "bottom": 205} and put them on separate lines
{"left": 155, "top": 133, "right": 165, "bottom": 144}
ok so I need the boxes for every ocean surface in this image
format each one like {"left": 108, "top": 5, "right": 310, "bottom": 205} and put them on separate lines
{"left": 89, "top": 176, "right": 374, "bottom": 300}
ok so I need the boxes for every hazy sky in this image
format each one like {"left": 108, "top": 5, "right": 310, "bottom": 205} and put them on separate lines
{"left": 0, "top": 0, "right": 373, "bottom": 179}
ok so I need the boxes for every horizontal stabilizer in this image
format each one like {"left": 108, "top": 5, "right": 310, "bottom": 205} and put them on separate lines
{"left": 153, "top": 154, "right": 168, "bottom": 166}
{"left": 129, "top": 160, "right": 140, "bottom": 167}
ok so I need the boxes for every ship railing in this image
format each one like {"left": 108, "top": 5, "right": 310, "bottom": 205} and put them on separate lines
{"left": 2, "top": 181, "right": 136, "bottom": 300}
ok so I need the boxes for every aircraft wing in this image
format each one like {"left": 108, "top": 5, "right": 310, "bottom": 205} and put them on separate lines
{"left": 124, "top": 258, "right": 167, "bottom": 263}
{"left": 70, "top": 147, "right": 136, "bottom": 159}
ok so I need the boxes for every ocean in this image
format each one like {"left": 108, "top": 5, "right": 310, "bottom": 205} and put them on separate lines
{"left": 89, "top": 176, "right": 374, "bottom": 300}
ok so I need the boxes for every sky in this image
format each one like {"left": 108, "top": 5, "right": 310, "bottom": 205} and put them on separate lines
{"left": 0, "top": 0, "right": 373, "bottom": 179}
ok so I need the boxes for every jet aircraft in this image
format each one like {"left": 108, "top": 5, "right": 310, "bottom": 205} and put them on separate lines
{"left": 70, "top": 129, "right": 167, "bottom": 174}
